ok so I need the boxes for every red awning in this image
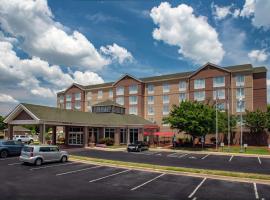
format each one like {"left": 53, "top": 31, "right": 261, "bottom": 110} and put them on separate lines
{"left": 144, "top": 132, "right": 174, "bottom": 137}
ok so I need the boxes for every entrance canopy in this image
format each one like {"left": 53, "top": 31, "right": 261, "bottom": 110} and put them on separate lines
{"left": 144, "top": 132, "right": 174, "bottom": 137}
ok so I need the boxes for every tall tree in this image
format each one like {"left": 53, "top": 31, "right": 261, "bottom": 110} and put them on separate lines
{"left": 245, "top": 110, "right": 266, "bottom": 134}
{"left": 0, "top": 115, "right": 7, "bottom": 130}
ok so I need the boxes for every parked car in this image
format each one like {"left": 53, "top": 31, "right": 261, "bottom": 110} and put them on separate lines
{"left": 13, "top": 135, "right": 34, "bottom": 144}
{"left": 127, "top": 141, "right": 149, "bottom": 152}
{"left": 20, "top": 145, "right": 69, "bottom": 166}
{"left": 0, "top": 140, "right": 24, "bottom": 158}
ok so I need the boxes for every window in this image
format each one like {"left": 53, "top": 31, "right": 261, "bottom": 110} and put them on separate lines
{"left": 217, "top": 103, "right": 225, "bottom": 111}
{"left": 194, "top": 79, "right": 205, "bottom": 89}
{"left": 105, "top": 128, "right": 115, "bottom": 139}
{"left": 129, "top": 105, "right": 138, "bottom": 115}
{"left": 163, "top": 83, "right": 170, "bottom": 93}
{"left": 236, "top": 75, "right": 244, "bottom": 86}
{"left": 236, "top": 88, "right": 245, "bottom": 99}
{"left": 66, "top": 102, "right": 71, "bottom": 110}
{"left": 237, "top": 100, "right": 245, "bottom": 112}
{"left": 213, "top": 76, "right": 225, "bottom": 87}
{"left": 120, "top": 129, "right": 127, "bottom": 144}
{"left": 59, "top": 95, "right": 64, "bottom": 103}
{"left": 129, "top": 84, "right": 138, "bottom": 94}
{"left": 147, "top": 96, "right": 154, "bottom": 104}
{"left": 66, "top": 94, "right": 71, "bottom": 102}
{"left": 116, "top": 97, "right": 124, "bottom": 105}
{"left": 148, "top": 104, "right": 154, "bottom": 115}
{"left": 98, "top": 90, "right": 103, "bottom": 99}
{"left": 129, "top": 96, "right": 138, "bottom": 105}
{"left": 109, "top": 89, "right": 113, "bottom": 98}
{"left": 75, "top": 92, "right": 81, "bottom": 100}
{"left": 179, "top": 93, "right": 186, "bottom": 102}
{"left": 194, "top": 91, "right": 205, "bottom": 101}
{"left": 179, "top": 81, "right": 186, "bottom": 91}
{"left": 213, "top": 89, "right": 225, "bottom": 100}
{"left": 163, "top": 95, "right": 169, "bottom": 104}
{"left": 129, "top": 128, "right": 139, "bottom": 143}
{"left": 163, "top": 104, "right": 169, "bottom": 115}
{"left": 75, "top": 101, "right": 81, "bottom": 110}
{"left": 116, "top": 86, "right": 124, "bottom": 95}
{"left": 147, "top": 84, "right": 154, "bottom": 94}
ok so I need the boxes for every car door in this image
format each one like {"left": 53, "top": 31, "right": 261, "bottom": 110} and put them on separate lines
{"left": 39, "top": 147, "right": 51, "bottom": 161}
{"left": 50, "top": 147, "right": 61, "bottom": 161}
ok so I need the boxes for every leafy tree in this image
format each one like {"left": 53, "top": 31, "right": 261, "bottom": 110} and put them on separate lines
{"left": 266, "top": 105, "right": 270, "bottom": 131}
{"left": 245, "top": 110, "right": 266, "bottom": 134}
{"left": 0, "top": 115, "right": 7, "bottom": 130}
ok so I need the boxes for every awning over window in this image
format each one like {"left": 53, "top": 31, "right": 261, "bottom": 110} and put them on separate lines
{"left": 144, "top": 132, "right": 174, "bottom": 137}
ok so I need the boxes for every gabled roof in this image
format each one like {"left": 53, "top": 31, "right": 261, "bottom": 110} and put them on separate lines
{"left": 93, "top": 100, "right": 125, "bottom": 108}
{"left": 113, "top": 74, "right": 142, "bottom": 86}
{"left": 84, "top": 82, "right": 114, "bottom": 90}
{"left": 5, "top": 103, "right": 154, "bottom": 127}
{"left": 57, "top": 83, "right": 86, "bottom": 95}
{"left": 253, "top": 66, "right": 267, "bottom": 73}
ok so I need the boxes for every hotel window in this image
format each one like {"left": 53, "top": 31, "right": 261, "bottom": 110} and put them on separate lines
{"left": 148, "top": 104, "right": 154, "bottom": 115}
{"left": 236, "top": 100, "right": 245, "bottom": 112}
{"left": 75, "top": 101, "right": 81, "bottom": 110}
{"left": 213, "top": 76, "right": 225, "bottom": 87}
{"left": 179, "top": 81, "right": 186, "bottom": 91}
{"left": 66, "top": 94, "right": 71, "bottom": 102}
{"left": 147, "top": 84, "right": 154, "bottom": 94}
{"left": 129, "top": 105, "right": 138, "bottom": 115}
{"left": 98, "top": 90, "right": 103, "bottom": 99}
{"left": 194, "top": 91, "right": 205, "bottom": 101}
{"left": 66, "top": 102, "right": 71, "bottom": 110}
{"left": 116, "top": 86, "right": 124, "bottom": 95}
{"left": 179, "top": 93, "right": 186, "bottom": 102}
{"left": 236, "top": 75, "right": 245, "bottom": 86}
{"left": 163, "top": 83, "right": 170, "bottom": 93}
{"left": 163, "top": 104, "right": 169, "bottom": 115}
{"left": 163, "top": 95, "right": 169, "bottom": 104}
{"left": 59, "top": 95, "right": 64, "bottom": 103}
{"left": 129, "top": 96, "right": 138, "bottom": 105}
{"left": 109, "top": 89, "right": 113, "bottom": 98}
{"left": 236, "top": 88, "right": 245, "bottom": 99}
{"left": 217, "top": 103, "right": 225, "bottom": 111}
{"left": 116, "top": 97, "right": 124, "bottom": 105}
{"left": 75, "top": 92, "right": 81, "bottom": 100}
{"left": 194, "top": 79, "right": 205, "bottom": 89}
{"left": 129, "top": 84, "right": 138, "bottom": 94}
{"left": 147, "top": 96, "right": 154, "bottom": 104}
{"left": 213, "top": 89, "right": 225, "bottom": 100}
{"left": 105, "top": 128, "right": 115, "bottom": 139}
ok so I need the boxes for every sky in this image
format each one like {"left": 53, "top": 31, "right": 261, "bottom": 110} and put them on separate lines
{"left": 0, "top": 0, "right": 270, "bottom": 115}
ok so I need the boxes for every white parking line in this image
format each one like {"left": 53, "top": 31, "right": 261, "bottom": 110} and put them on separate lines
{"left": 30, "top": 162, "right": 75, "bottom": 170}
{"left": 192, "top": 197, "right": 197, "bottom": 200}
{"left": 167, "top": 152, "right": 179, "bottom": 157}
{"left": 229, "top": 155, "right": 234, "bottom": 162}
{"left": 131, "top": 173, "right": 165, "bottom": 191}
{"left": 178, "top": 153, "right": 188, "bottom": 158}
{"left": 201, "top": 154, "right": 210, "bottom": 160}
{"left": 188, "top": 177, "right": 207, "bottom": 199}
{"left": 257, "top": 157, "right": 262, "bottom": 165}
{"left": 56, "top": 165, "right": 102, "bottom": 176}
{"left": 8, "top": 162, "right": 21, "bottom": 166}
{"left": 253, "top": 183, "right": 259, "bottom": 199}
{"left": 0, "top": 157, "right": 18, "bottom": 161}
{"left": 89, "top": 169, "right": 131, "bottom": 183}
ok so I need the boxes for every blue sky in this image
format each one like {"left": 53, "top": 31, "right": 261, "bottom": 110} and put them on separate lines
{"left": 0, "top": 0, "right": 269, "bottom": 115}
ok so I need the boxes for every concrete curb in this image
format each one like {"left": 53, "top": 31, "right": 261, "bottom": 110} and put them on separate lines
{"left": 71, "top": 158, "right": 270, "bottom": 185}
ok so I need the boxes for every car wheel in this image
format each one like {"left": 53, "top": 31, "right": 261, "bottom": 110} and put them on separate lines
{"left": 18, "top": 139, "right": 21, "bottom": 142}
{"left": 29, "top": 139, "right": 33, "bottom": 144}
{"left": 35, "top": 158, "right": 42, "bottom": 166}
{"left": 0, "top": 150, "right": 8, "bottom": 158}
{"left": 61, "top": 156, "right": 68, "bottom": 162}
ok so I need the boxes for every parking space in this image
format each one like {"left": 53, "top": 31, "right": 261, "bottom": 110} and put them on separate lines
{"left": 1, "top": 158, "right": 270, "bottom": 200}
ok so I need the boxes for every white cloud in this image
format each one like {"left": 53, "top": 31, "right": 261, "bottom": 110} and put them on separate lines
{"left": 100, "top": 43, "right": 133, "bottom": 64}
{"left": 0, "top": 94, "right": 18, "bottom": 103}
{"left": 73, "top": 71, "right": 104, "bottom": 85}
{"left": 0, "top": 0, "right": 111, "bottom": 70}
{"left": 240, "top": 0, "right": 255, "bottom": 17}
{"left": 212, "top": 4, "right": 232, "bottom": 20}
{"left": 150, "top": 2, "right": 225, "bottom": 64}
{"left": 248, "top": 49, "right": 269, "bottom": 62}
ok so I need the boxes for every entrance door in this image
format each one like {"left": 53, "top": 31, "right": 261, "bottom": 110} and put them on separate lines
{"left": 129, "top": 129, "right": 138, "bottom": 144}
{"left": 89, "top": 128, "right": 99, "bottom": 143}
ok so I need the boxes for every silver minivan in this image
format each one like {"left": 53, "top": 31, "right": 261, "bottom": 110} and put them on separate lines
{"left": 20, "top": 145, "right": 69, "bottom": 166}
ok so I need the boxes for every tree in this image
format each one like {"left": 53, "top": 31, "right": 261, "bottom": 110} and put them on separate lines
{"left": 0, "top": 115, "right": 7, "bottom": 130}
{"left": 245, "top": 110, "right": 266, "bottom": 134}
{"left": 163, "top": 101, "right": 216, "bottom": 142}
{"left": 266, "top": 105, "right": 270, "bottom": 131}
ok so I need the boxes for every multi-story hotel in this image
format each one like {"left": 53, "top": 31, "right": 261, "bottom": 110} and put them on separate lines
{"left": 57, "top": 63, "right": 267, "bottom": 134}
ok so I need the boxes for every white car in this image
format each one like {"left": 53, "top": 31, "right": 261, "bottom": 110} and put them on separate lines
{"left": 13, "top": 135, "right": 34, "bottom": 143}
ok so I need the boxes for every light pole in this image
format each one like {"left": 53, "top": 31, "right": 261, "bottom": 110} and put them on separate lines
{"left": 227, "top": 87, "right": 230, "bottom": 152}
{"left": 239, "top": 96, "right": 243, "bottom": 153}
{"left": 215, "top": 91, "right": 218, "bottom": 151}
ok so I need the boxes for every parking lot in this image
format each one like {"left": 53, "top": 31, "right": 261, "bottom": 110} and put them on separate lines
{"left": 71, "top": 149, "right": 270, "bottom": 175}
{"left": 1, "top": 156, "right": 270, "bottom": 200}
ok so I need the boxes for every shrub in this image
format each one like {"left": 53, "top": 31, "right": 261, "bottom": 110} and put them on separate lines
{"left": 99, "top": 137, "right": 114, "bottom": 146}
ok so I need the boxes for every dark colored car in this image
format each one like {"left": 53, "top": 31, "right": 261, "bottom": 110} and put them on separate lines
{"left": 127, "top": 141, "right": 149, "bottom": 152}
{"left": 0, "top": 140, "right": 24, "bottom": 158}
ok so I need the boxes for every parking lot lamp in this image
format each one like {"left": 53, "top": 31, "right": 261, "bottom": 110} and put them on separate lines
{"left": 215, "top": 91, "right": 218, "bottom": 151}
{"left": 239, "top": 96, "right": 243, "bottom": 153}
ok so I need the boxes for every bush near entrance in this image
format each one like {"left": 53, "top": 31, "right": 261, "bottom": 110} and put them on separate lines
{"left": 99, "top": 137, "right": 114, "bottom": 146}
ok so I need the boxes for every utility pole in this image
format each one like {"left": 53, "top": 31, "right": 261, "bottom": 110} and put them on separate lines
{"left": 239, "top": 96, "right": 243, "bottom": 152}
{"left": 215, "top": 91, "right": 218, "bottom": 151}
{"left": 227, "top": 87, "right": 230, "bottom": 152}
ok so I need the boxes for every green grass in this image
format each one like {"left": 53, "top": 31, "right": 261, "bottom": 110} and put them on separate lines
{"left": 70, "top": 155, "right": 270, "bottom": 182}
